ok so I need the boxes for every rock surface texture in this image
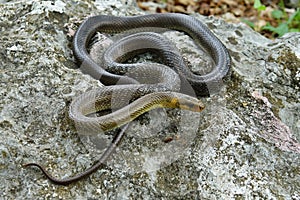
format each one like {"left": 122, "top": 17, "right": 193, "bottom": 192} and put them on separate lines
{"left": 0, "top": 0, "right": 299, "bottom": 199}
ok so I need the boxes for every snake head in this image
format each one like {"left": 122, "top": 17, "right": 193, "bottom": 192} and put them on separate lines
{"left": 168, "top": 92, "right": 205, "bottom": 112}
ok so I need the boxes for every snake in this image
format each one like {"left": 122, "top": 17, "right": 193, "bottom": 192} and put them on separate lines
{"left": 23, "top": 13, "right": 230, "bottom": 185}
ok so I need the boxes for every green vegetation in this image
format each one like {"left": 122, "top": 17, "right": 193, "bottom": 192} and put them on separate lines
{"left": 253, "top": 0, "right": 266, "bottom": 11}
{"left": 243, "top": 0, "right": 300, "bottom": 38}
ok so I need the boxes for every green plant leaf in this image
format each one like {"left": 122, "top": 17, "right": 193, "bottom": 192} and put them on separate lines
{"left": 241, "top": 19, "right": 255, "bottom": 29}
{"left": 272, "top": 9, "right": 284, "bottom": 19}
{"left": 294, "top": 9, "right": 300, "bottom": 20}
{"left": 263, "top": 22, "right": 289, "bottom": 37}
{"left": 278, "top": 0, "right": 285, "bottom": 9}
{"left": 287, "top": 8, "right": 300, "bottom": 25}
{"left": 254, "top": 0, "right": 266, "bottom": 11}
{"left": 262, "top": 23, "right": 275, "bottom": 31}
{"left": 289, "top": 28, "right": 300, "bottom": 32}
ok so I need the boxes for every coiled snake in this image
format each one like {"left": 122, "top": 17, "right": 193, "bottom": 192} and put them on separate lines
{"left": 24, "top": 13, "right": 230, "bottom": 185}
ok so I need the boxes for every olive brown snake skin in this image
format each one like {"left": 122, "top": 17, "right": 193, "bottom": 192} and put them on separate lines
{"left": 24, "top": 13, "right": 230, "bottom": 185}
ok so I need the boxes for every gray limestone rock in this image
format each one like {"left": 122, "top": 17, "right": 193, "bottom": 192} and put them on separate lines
{"left": 0, "top": 0, "right": 299, "bottom": 199}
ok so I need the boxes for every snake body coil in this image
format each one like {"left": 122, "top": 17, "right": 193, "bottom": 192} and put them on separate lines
{"left": 74, "top": 13, "right": 230, "bottom": 95}
{"left": 24, "top": 13, "right": 230, "bottom": 185}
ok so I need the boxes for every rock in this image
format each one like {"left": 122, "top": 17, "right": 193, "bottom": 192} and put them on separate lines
{"left": 0, "top": 0, "right": 299, "bottom": 199}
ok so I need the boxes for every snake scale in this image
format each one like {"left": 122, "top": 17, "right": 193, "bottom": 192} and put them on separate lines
{"left": 24, "top": 13, "right": 230, "bottom": 185}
